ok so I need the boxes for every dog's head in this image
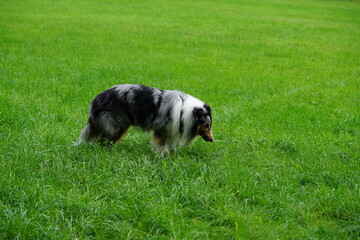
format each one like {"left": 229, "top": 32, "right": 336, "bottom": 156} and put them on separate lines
{"left": 193, "top": 104, "right": 214, "bottom": 142}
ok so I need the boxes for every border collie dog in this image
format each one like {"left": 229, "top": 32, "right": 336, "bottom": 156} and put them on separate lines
{"left": 76, "top": 84, "right": 213, "bottom": 154}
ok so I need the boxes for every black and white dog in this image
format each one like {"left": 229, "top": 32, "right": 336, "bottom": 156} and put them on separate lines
{"left": 76, "top": 84, "right": 213, "bottom": 154}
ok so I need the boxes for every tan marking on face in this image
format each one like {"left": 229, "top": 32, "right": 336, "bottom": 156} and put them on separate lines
{"left": 198, "top": 123, "right": 214, "bottom": 142}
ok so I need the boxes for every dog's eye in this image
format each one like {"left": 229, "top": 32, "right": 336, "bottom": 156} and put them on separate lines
{"left": 203, "top": 123, "right": 210, "bottom": 129}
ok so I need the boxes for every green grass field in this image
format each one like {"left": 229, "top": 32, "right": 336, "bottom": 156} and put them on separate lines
{"left": 1, "top": 0, "right": 360, "bottom": 239}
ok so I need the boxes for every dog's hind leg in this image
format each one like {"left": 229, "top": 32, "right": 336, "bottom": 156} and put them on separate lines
{"left": 112, "top": 127, "right": 129, "bottom": 144}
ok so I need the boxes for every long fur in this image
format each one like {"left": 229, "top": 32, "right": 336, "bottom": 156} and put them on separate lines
{"left": 75, "top": 84, "right": 213, "bottom": 154}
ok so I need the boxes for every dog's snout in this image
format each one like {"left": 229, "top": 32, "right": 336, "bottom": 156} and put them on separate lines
{"left": 202, "top": 130, "right": 214, "bottom": 142}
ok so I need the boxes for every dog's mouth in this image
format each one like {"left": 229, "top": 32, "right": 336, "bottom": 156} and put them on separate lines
{"left": 203, "top": 136, "right": 214, "bottom": 142}
{"left": 200, "top": 130, "right": 214, "bottom": 142}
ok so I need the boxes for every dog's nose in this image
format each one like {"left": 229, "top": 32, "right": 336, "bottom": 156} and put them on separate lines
{"left": 207, "top": 134, "right": 214, "bottom": 142}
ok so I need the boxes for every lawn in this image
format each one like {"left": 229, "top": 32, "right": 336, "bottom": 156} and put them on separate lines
{"left": 0, "top": 0, "right": 359, "bottom": 239}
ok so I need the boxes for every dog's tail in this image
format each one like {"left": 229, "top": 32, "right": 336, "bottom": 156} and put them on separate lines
{"left": 73, "top": 124, "right": 96, "bottom": 146}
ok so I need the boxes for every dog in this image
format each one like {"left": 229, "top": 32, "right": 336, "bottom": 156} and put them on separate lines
{"left": 76, "top": 84, "right": 213, "bottom": 154}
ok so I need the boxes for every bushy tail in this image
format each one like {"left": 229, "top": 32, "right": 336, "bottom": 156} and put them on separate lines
{"left": 73, "top": 124, "right": 96, "bottom": 146}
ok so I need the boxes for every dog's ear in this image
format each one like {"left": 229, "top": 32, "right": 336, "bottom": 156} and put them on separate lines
{"left": 193, "top": 107, "right": 204, "bottom": 118}
{"left": 204, "top": 104, "right": 212, "bottom": 119}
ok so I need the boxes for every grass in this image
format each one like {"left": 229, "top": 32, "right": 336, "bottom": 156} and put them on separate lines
{"left": 1, "top": 0, "right": 359, "bottom": 239}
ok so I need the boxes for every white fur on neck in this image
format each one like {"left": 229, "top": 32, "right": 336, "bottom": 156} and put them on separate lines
{"left": 180, "top": 94, "right": 204, "bottom": 145}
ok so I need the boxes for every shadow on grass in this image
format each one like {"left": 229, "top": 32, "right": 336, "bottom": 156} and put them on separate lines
{"left": 72, "top": 139, "right": 216, "bottom": 163}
